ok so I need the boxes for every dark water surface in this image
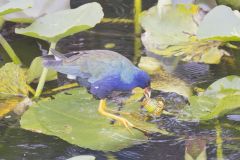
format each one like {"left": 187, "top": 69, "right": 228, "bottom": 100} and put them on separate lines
{"left": 0, "top": 0, "right": 240, "bottom": 159}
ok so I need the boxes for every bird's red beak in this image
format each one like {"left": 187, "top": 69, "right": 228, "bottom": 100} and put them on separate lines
{"left": 144, "top": 87, "right": 151, "bottom": 98}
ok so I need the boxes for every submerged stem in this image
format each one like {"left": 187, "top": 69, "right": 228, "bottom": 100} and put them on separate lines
{"left": 0, "top": 34, "right": 22, "bottom": 64}
{"left": 34, "top": 42, "right": 56, "bottom": 98}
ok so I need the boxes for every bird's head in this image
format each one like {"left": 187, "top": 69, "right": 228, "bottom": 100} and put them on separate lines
{"left": 135, "top": 70, "right": 151, "bottom": 98}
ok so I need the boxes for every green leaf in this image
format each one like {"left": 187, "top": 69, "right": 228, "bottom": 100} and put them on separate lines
{"left": 0, "top": 0, "right": 33, "bottom": 16}
{"left": 204, "top": 75, "right": 240, "bottom": 98}
{"left": 140, "top": 4, "right": 227, "bottom": 64}
{"left": 21, "top": 88, "right": 168, "bottom": 151}
{"left": 0, "top": 63, "right": 29, "bottom": 117}
{"left": 67, "top": 155, "right": 95, "bottom": 160}
{"left": 27, "top": 56, "right": 57, "bottom": 83}
{"left": 178, "top": 76, "right": 240, "bottom": 122}
{"left": 140, "top": 4, "right": 198, "bottom": 49}
{"left": 178, "top": 96, "right": 219, "bottom": 122}
{"left": 201, "top": 95, "right": 240, "bottom": 120}
{"left": 197, "top": 5, "right": 240, "bottom": 41}
{"left": 4, "top": 0, "right": 70, "bottom": 23}
{"left": 15, "top": 2, "right": 104, "bottom": 42}
{"left": 147, "top": 38, "right": 227, "bottom": 64}
{"left": 0, "top": 63, "right": 28, "bottom": 98}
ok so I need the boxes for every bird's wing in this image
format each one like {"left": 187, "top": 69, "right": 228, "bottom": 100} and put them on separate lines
{"left": 46, "top": 50, "right": 135, "bottom": 83}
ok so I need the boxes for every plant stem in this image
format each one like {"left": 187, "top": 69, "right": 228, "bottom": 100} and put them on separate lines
{"left": 34, "top": 42, "right": 56, "bottom": 98}
{"left": 133, "top": 0, "right": 142, "bottom": 64}
{"left": 215, "top": 120, "right": 224, "bottom": 160}
{"left": 0, "top": 34, "right": 22, "bottom": 64}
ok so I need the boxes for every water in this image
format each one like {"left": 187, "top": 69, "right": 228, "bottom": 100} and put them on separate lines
{"left": 0, "top": 0, "right": 240, "bottom": 159}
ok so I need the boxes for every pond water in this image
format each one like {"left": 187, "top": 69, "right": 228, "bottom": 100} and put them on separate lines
{"left": 0, "top": 0, "right": 240, "bottom": 159}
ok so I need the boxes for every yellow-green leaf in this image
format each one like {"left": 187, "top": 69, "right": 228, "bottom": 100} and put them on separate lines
{"left": 15, "top": 2, "right": 104, "bottom": 42}
{"left": 0, "top": 63, "right": 28, "bottom": 98}
{"left": 27, "top": 56, "right": 57, "bottom": 83}
{"left": 21, "top": 88, "right": 169, "bottom": 151}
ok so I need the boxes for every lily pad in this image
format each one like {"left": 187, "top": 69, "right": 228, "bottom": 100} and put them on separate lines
{"left": 27, "top": 56, "right": 57, "bottom": 83}
{"left": 4, "top": 0, "right": 70, "bottom": 23}
{"left": 0, "top": 63, "right": 29, "bottom": 117}
{"left": 144, "top": 38, "right": 227, "bottom": 64}
{"left": 197, "top": 5, "right": 240, "bottom": 41}
{"left": 0, "top": 0, "right": 33, "bottom": 16}
{"left": 15, "top": 2, "right": 104, "bottom": 42}
{"left": 140, "top": 4, "right": 227, "bottom": 64}
{"left": 178, "top": 76, "right": 240, "bottom": 122}
{"left": 0, "top": 63, "right": 28, "bottom": 98}
{"left": 140, "top": 4, "right": 199, "bottom": 49}
{"left": 204, "top": 75, "right": 240, "bottom": 98}
{"left": 21, "top": 88, "right": 168, "bottom": 151}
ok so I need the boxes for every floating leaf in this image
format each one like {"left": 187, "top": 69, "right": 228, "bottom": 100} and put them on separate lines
{"left": 140, "top": 4, "right": 199, "bottom": 49}
{"left": 178, "top": 76, "right": 240, "bottom": 122}
{"left": 197, "top": 5, "right": 240, "bottom": 41}
{"left": 4, "top": 0, "right": 70, "bottom": 23}
{"left": 0, "top": 63, "right": 28, "bottom": 98}
{"left": 178, "top": 96, "right": 219, "bottom": 122}
{"left": 27, "top": 56, "right": 57, "bottom": 83}
{"left": 0, "top": 63, "right": 29, "bottom": 117}
{"left": 0, "top": 97, "right": 24, "bottom": 117}
{"left": 15, "top": 2, "right": 104, "bottom": 42}
{"left": 204, "top": 75, "right": 240, "bottom": 98}
{"left": 21, "top": 88, "right": 168, "bottom": 151}
{"left": 145, "top": 38, "right": 227, "bottom": 64}
{"left": 201, "top": 95, "right": 240, "bottom": 120}
{"left": 140, "top": 4, "right": 228, "bottom": 64}
{"left": 0, "top": 0, "right": 33, "bottom": 16}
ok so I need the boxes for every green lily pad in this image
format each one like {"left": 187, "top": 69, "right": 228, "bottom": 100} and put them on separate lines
{"left": 0, "top": 0, "right": 33, "bottom": 16}
{"left": 204, "top": 75, "right": 240, "bottom": 98}
{"left": 15, "top": 2, "right": 104, "bottom": 42}
{"left": 0, "top": 63, "right": 28, "bottom": 98}
{"left": 140, "top": 4, "right": 198, "bottom": 49}
{"left": 27, "top": 56, "right": 57, "bottom": 83}
{"left": 21, "top": 88, "right": 168, "bottom": 151}
{"left": 197, "top": 5, "right": 240, "bottom": 41}
{"left": 140, "top": 4, "right": 227, "bottom": 64}
{"left": 178, "top": 76, "right": 240, "bottom": 122}
{"left": 4, "top": 0, "right": 70, "bottom": 23}
{"left": 0, "top": 63, "right": 29, "bottom": 117}
{"left": 201, "top": 95, "right": 240, "bottom": 120}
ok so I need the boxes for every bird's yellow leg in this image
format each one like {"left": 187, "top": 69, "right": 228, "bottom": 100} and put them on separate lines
{"left": 98, "top": 99, "right": 134, "bottom": 133}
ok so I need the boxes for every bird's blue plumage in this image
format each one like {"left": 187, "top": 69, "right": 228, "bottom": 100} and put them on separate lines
{"left": 43, "top": 49, "right": 151, "bottom": 98}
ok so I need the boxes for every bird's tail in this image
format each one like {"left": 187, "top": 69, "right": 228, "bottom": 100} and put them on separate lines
{"left": 42, "top": 50, "right": 63, "bottom": 68}
{"left": 50, "top": 49, "right": 67, "bottom": 59}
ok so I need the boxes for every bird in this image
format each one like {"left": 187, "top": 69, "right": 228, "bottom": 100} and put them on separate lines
{"left": 43, "top": 49, "right": 151, "bottom": 132}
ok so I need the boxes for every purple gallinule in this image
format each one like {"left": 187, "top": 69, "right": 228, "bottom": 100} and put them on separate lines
{"left": 43, "top": 49, "right": 151, "bottom": 131}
